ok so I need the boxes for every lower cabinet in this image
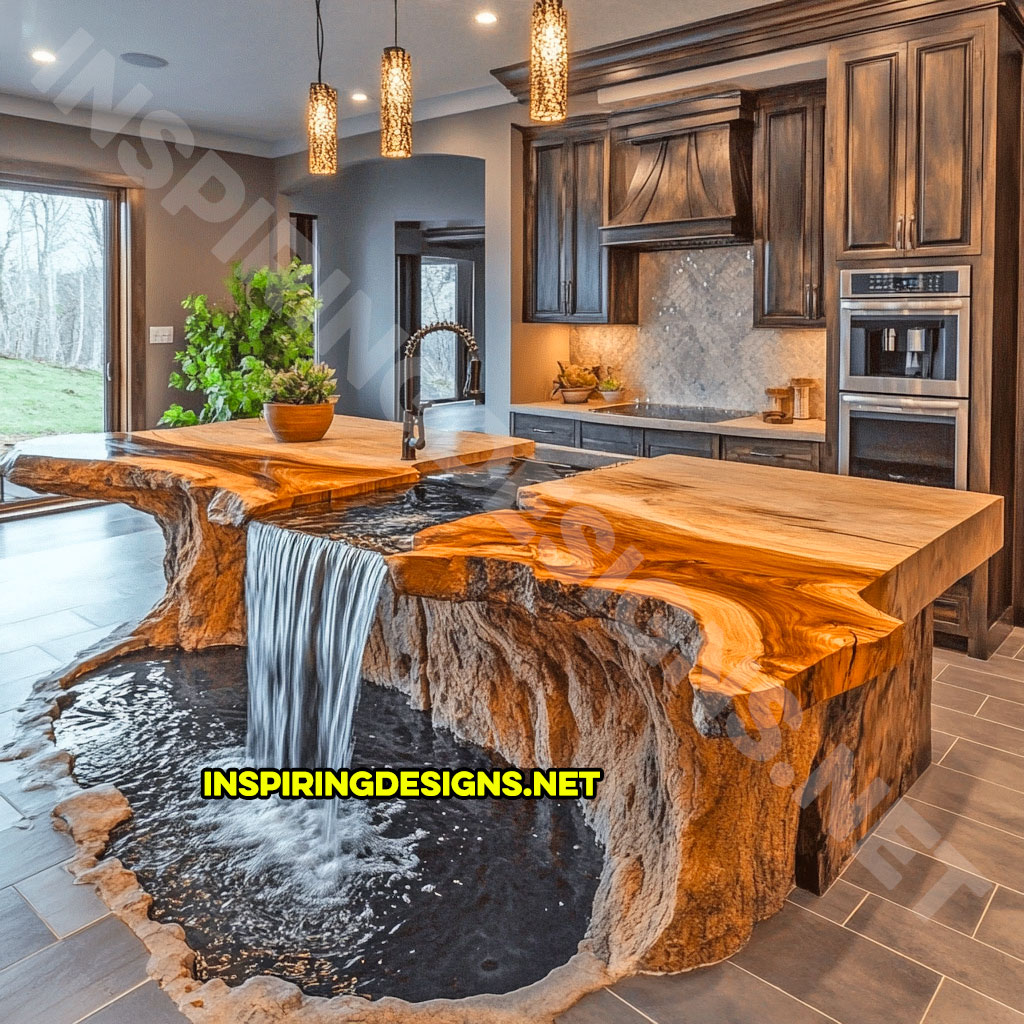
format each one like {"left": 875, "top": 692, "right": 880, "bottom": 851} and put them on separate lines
{"left": 509, "top": 413, "right": 578, "bottom": 447}
{"left": 579, "top": 421, "right": 644, "bottom": 457}
{"left": 644, "top": 429, "right": 718, "bottom": 459}
{"left": 510, "top": 412, "right": 822, "bottom": 470}
{"left": 722, "top": 435, "right": 821, "bottom": 472}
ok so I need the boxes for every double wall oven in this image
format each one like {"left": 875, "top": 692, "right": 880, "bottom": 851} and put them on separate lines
{"left": 838, "top": 266, "right": 971, "bottom": 490}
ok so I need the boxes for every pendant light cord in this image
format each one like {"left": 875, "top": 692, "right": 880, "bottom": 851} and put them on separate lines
{"left": 315, "top": 0, "right": 325, "bottom": 83}
{"left": 393, "top": 0, "right": 399, "bottom": 48}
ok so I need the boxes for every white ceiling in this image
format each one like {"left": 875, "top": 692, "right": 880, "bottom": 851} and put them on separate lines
{"left": 0, "top": 0, "right": 775, "bottom": 155}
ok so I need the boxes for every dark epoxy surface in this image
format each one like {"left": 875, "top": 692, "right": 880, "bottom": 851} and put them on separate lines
{"left": 260, "top": 458, "right": 577, "bottom": 553}
{"left": 54, "top": 650, "right": 602, "bottom": 1002}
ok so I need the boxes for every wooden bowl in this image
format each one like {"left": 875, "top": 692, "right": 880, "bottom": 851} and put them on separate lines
{"left": 263, "top": 401, "right": 336, "bottom": 443}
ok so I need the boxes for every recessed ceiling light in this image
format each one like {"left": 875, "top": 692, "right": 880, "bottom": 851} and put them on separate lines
{"left": 31, "top": 49, "right": 57, "bottom": 64}
{"left": 351, "top": 91, "right": 369, "bottom": 102}
{"left": 120, "top": 52, "right": 169, "bottom": 69}
{"left": 475, "top": 11, "right": 498, "bottom": 25}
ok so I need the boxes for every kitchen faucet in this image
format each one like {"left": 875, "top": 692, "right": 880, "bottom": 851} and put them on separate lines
{"left": 401, "top": 321, "right": 484, "bottom": 460}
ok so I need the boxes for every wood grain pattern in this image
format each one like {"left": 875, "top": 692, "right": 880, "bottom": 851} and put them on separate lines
{"left": 389, "top": 456, "right": 1000, "bottom": 716}
{"left": 0, "top": 418, "right": 533, "bottom": 652}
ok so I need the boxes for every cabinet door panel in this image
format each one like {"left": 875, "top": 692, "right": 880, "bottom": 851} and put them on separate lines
{"left": 528, "top": 142, "right": 565, "bottom": 320}
{"left": 569, "top": 137, "right": 607, "bottom": 319}
{"left": 765, "top": 107, "right": 809, "bottom": 318}
{"left": 755, "top": 87, "right": 825, "bottom": 326}
{"left": 906, "top": 33, "right": 983, "bottom": 254}
{"left": 837, "top": 45, "right": 905, "bottom": 256}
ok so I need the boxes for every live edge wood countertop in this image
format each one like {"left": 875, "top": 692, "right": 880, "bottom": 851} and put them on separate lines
{"left": 1, "top": 419, "right": 1001, "bottom": 716}
{"left": 391, "top": 455, "right": 1002, "bottom": 717}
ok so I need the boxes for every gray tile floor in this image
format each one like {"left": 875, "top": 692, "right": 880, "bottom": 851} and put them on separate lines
{"left": 0, "top": 503, "right": 1022, "bottom": 1024}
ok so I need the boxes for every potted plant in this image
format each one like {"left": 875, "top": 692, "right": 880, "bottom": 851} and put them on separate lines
{"left": 160, "top": 258, "right": 321, "bottom": 427}
{"left": 258, "top": 360, "right": 339, "bottom": 443}
{"left": 597, "top": 373, "right": 626, "bottom": 403}
{"left": 552, "top": 363, "right": 598, "bottom": 404}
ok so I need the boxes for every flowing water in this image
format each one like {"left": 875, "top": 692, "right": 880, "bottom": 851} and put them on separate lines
{"left": 245, "top": 522, "right": 387, "bottom": 798}
{"left": 50, "top": 460, "right": 604, "bottom": 1000}
{"left": 54, "top": 650, "right": 603, "bottom": 1000}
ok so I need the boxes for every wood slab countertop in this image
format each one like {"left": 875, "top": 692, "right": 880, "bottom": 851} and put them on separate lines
{"left": 0, "top": 417, "right": 535, "bottom": 524}
{"left": 389, "top": 456, "right": 1002, "bottom": 715}
{"left": 511, "top": 399, "right": 827, "bottom": 442}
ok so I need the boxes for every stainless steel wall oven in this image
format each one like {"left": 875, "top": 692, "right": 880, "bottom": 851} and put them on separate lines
{"left": 839, "top": 266, "right": 971, "bottom": 490}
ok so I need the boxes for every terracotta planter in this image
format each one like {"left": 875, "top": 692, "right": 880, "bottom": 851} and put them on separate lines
{"left": 558, "top": 387, "right": 594, "bottom": 404}
{"left": 263, "top": 401, "right": 336, "bottom": 443}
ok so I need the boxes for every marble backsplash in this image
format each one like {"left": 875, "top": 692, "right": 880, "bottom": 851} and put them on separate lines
{"left": 570, "top": 247, "right": 826, "bottom": 417}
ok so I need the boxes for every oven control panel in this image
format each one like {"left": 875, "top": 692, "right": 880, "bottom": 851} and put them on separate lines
{"left": 841, "top": 266, "right": 970, "bottom": 298}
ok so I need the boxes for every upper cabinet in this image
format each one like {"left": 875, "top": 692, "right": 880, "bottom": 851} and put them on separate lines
{"left": 522, "top": 120, "right": 639, "bottom": 324}
{"left": 754, "top": 84, "right": 826, "bottom": 326}
{"left": 829, "top": 23, "right": 984, "bottom": 260}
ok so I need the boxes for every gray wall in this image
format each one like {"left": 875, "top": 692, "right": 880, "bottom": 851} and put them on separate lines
{"left": 283, "top": 154, "right": 485, "bottom": 420}
{"left": 0, "top": 113, "right": 279, "bottom": 427}
{"left": 276, "top": 102, "right": 574, "bottom": 432}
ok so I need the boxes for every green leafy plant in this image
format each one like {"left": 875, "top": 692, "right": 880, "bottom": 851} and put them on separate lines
{"left": 553, "top": 362, "right": 598, "bottom": 391}
{"left": 258, "top": 360, "right": 338, "bottom": 405}
{"left": 159, "top": 258, "right": 321, "bottom": 426}
{"left": 597, "top": 374, "right": 625, "bottom": 392}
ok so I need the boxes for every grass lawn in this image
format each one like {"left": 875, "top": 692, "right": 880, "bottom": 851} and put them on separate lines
{"left": 0, "top": 355, "right": 105, "bottom": 445}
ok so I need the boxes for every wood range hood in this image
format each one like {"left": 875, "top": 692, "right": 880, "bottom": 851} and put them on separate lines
{"left": 600, "top": 89, "right": 756, "bottom": 251}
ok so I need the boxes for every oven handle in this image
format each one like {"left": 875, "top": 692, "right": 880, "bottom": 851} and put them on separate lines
{"left": 840, "top": 299, "right": 968, "bottom": 314}
{"left": 841, "top": 395, "right": 962, "bottom": 415}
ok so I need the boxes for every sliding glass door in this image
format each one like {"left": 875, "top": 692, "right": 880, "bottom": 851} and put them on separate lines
{"left": 0, "top": 180, "right": 118, "bottom": 509}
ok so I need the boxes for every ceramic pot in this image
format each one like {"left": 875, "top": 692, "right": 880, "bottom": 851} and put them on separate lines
{"left": 598, "top": 390, "right": 625, "bottom": 403}
{"left": 263, "top": 401, "right": 336, "bottom": 443}
{"left": 559, "top": 387, "right": 594, "bottom": 404}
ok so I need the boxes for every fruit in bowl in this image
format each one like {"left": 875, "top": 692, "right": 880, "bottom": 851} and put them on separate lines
{"left": 552, "top": 363, "right": 598, "bottom": 404}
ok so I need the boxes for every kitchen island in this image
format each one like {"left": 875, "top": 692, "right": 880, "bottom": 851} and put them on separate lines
{"left": 1, "top": 417, "right": 1003, "bottom": 986}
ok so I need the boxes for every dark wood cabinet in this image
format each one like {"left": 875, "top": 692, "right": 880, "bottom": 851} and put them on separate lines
{"left": 830, "top": 23, "right": 983, "bottom": 259}
{"left": 905, "top": 30, "right": 984, "bottom": 254}
{"left": 722, "top": 436, "right": 821, "bottom": 472}
{"left": 754, "top": 84, "right": 826, "bottom": 326}
{"left": 579, "top": 421, "right": 644, "bottom": 457}
{"left": 522, "top": 119, "right": 638, "bottom": 324}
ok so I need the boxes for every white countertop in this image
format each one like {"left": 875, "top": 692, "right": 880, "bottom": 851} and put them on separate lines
{"left": 510, "top": 400, "right": 827, "bottom": 442}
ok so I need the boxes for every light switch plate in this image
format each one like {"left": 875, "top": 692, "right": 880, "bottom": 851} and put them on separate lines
{"left": 150, "top": 326, "right": 174, "bottom": 345}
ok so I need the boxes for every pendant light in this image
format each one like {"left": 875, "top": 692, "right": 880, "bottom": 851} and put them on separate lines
{"left": 381, "top": 0, "right": 413, "bottom": 158}
{"left": 307, "top": 0, "right": 338, "bottom": 175}
{"left": 530, "top": 0, "right": 569, "bottom": 123}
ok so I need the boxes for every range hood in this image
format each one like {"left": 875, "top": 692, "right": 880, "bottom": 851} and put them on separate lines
{"left": 600, "top": 90, "right": 755, "bottom": 251}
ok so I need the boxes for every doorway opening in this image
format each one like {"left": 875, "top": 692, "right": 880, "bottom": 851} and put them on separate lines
{"left": 396, "top": 222, "right": 485, "bottom": 429}
{"left": 0, "top": 177, "right": 132, "bottom": 513}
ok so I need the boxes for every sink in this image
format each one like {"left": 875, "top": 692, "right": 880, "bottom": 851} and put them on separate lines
{"left": 592, "top": 403, "right": 754, "bottom": 424}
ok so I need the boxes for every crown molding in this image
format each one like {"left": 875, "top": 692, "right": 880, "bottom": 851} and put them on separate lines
{"left": 491, "top": 0, "right": 1023, "bottom": 101}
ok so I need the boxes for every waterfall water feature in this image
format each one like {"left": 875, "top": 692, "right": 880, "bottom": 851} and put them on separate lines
{"left": 245, "top": 521, "right": 388, "bottom": 840}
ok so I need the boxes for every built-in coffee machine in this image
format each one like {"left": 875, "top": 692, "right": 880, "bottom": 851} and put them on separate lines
{"left": 838, "top": 266, "right": 971, "bottom": 490}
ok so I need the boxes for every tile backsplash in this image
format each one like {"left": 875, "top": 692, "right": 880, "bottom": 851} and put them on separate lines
{"left": 570, "top": 247, "right": 826, "bottom": 417}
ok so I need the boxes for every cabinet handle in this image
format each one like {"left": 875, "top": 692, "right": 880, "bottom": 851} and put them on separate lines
{"left": 533, "top": 428, "right": 555, "bottom": 435}
{"left": 908, "top": 213, "right": 916, "bottom": 250}
{"left": 567, "top": 279, "right": 574, "bottom": 314}
{"left": 805, "top": 283, "right": 812, "bottom": 319}
{"left": 811, "top": 283, "right": 821, "bottom": 319}
{"left": 896, "top": 216, "right": 904, "bottom": 250}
